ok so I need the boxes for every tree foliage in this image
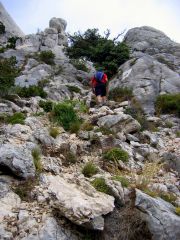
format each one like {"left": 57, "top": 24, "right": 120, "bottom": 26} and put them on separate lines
{"left": 66, "top": 28, "right": 129, "bottom": 77}
{"left": 0, "top": 57, "right": 19, "bottom": 97}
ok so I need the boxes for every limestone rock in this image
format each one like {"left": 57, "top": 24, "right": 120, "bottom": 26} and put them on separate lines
{"left": 0, "top": 2, "right": 24, "bottom": 37}
{"left": 97, "top": 113, "right": 141, "bottom": 134}
{"left": 0, "top": 143, "right": 36, "bottom": 178}
{"left": 49, "top": 17, "right": 67, "bottom": 32}
{"left": 39, "top": 174, "right": 114, "bottom": 230}
{"left": 135, "top": 189, "right": 180, "bottom": 240}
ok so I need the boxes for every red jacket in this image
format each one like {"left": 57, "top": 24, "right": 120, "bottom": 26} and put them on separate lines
{"left": 91, "top": 73, "right": 108, "bottom": 87}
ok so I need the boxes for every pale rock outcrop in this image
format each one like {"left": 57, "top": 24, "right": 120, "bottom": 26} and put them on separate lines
{"left": 38, "top": 174, "right": 115, "bottom": 230}
{"left": 110, "top": 26, "right": 180, "bottom": 115}
{"left": 0, "top": 180, "right": 21, "bottom": 240}
{"left": 135, "top": 189, "right": 180, "bottom": 240}
{"left": 97, "top": 113, "right": 141, "bottom": 134}
{"left": 0, "top": 2, "right": 24, "bottom": 37}
{"left": 0, "top": 143, "right": 36, "bottom": 178}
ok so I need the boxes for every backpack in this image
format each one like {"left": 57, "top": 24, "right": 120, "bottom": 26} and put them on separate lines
{"left": 94, "top": 71, "right": 104, "bottom": 83}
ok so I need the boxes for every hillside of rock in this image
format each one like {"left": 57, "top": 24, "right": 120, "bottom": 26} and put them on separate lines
{"left": 0, "top": 2, "right": 180, "bottom": 240}
{"left": 109, "top": 26, "right": 180, "bottom": 114}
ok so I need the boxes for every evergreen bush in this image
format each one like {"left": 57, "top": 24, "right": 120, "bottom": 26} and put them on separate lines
{"left": 39, "top": 50, "right": 55, "bottom": 65}
{"left": 103, "top": 147, "right": 129, "bottom": 163}
{"left": 82, "top": 162, "right": 98, "bottom": 177}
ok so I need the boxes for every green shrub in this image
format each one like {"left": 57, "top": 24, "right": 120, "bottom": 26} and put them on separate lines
{"left": 0, "top": 47, "right": 5, "bottom": 53}
{"left": 91, "top": 178, "right": 111, "bottom": 195}
{"left": 155, "top": 94, "right": 180, "bottom": 117}
{"left": 70, "top": 59, "right": 89, "bottom": 72}
{"left": 165, "top": 121, "right": 173, "bottom": 128}
{"left": 39, "top": 100, "right": 53, "bottom": 112}
{"left": 103, "top": 147, "right": 129, "bottom": 163}
{"left": 7, "top": 36, "right": 20, "bottom": 49}
{"left": 66, "top": 85, "right": 81, "bottom": 93}
{"left": 49, "top": 126, "right": 60, "bottom": 138}
{"left": 109, "top": 87, "right": 133, "bottom": 102}
{"left": 82, "top": 162, "right": 98, "bottom": 177}
{"left": 53, "top": 101, "right": 81, "bottom": 131}
{"left": 112, "top": 175, "right": 130, "bottom": 187}
{"left": 67, "top": 29, "right": 130, "bottom": 77}
{"left": 0, "top": 21, "right": 5, "bottom": 34}
{"left": 175, "top": 207, "right": 180, "bottom": 216}
{"left": 32, "top": 147, "right": 42, "bottom": 173}
{"left": 0, "top": 57, "right": 19, "bottom": 97}
{"left": 16, "top": 85, "right": 47, "bottom": 98}
{"left": 7, "top": 112, "right": 25, "bottom": 125}
{"left": 39, "top": 50, "right": 55, "bottom": 65}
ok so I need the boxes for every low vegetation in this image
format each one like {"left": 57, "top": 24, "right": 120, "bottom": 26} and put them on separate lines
{"left": 112, "top": 175, "right": 130, "bottom": 187}
{"left": 49, "top": 126, "right": 60, "bottom": 138}
{"left": 16, "top": 85, "right": 47, "bottom": 98}
{"left": 0, "top": 21, "right": 5, "bottom": 34}
{"left": 82, "top": 162, "right": 99, "bottom": 177}
{"left": 70, "top": 59, "right": 89, "bottom": 72}
{"left": 39, "top": 50, "right": 55, "bottom": 65}
{"left": 0, "top": 57, "right": 20, "bottom": 97}
{"left": 32, "top": 147, "right": 42, "bottom": 173}
{"left": 91, "top": 177, "right": 111, "bottom": 195}
{"left": 103, "top": 147, "right": 129, "bottom": 163}
{"left": 39, "top": 100, "right": 54, "bottom": 112}
{"left": 175, "top": 207, "right": 180, "bottom": 216}
{"left": 155, "top": 93, "right": 180, "bottom": 117}
{"left": 7, "top": 36, "right": 20, "bottom": 49}
{"left": 7, "top": 112, "right": 25, "bottom": 125}
{"left": 66, "top": 85, "right": 81, "bottom": 93}
{"left": 52, "top": 101, "right": 82, "bottom": 132}
{"left": 108, "top": 87, "right": 133, "bottom": 102}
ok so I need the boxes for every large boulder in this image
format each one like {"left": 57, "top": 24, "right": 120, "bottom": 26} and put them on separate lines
{"left": 135, "top": 189, "right": 180, "bottom": 240}
{"left": 97, "top": 113, "right": 141, "bottom": 134}
{"left": 49, "top": 17, "right": 67, "bottom": 33}
{"left": 109, "top": 26, "right": 180, "bottom": 115}
{"left": 38, "top": 174, "right": 115, "bottom": 230}
{"left": 0, "top": 143, "right": 36, "bottom": 179}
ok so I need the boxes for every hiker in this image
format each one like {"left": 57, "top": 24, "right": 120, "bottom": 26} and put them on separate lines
{"left": 91, "top": 70, "right": 108, "bottom": 106}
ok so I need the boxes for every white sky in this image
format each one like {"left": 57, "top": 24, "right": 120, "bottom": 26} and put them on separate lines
{"left": 1, "top": 0, "right": 180, "bottom": 42}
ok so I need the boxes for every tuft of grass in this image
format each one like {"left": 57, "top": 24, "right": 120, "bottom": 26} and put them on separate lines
{"left": 135, "top": 162, "right": 163, "bottom": 190}
{"left": 91, "top": 178, "right": 111, "bottom": 195}
{"left": 95, "top": 126, "right": 114, "bottom": 135}
{"left": 7, "top": 112, "right": 25, "bottom": 125}
{"left": 155, "top": 93, "right": 180, "bottom": 117}
{"left": 82, "top": 162, "right": 99, "bottom": 178}
{"left": 49, "top": 126, "right": 60, "bottom": 138}
{"left": 32, "top": 147, "right": 42, "bottom": 173}
{"left": 66, "top": 85, "right": 81, "bottom": 93}
{"left": 81, "top": 121, "right": 94, "bottom": 131}
{"left": 109, "top": 87, "right": 133, "bottom": 102}
{"left": 52, "top": 101, "right": 81, "bottom": 132}
{"left": 175, "top": 207, "right": 180, "bottom": 216}
{"left": 159, "top": 192, "right": 177, "bottom": 205}
{"left": 103, "top": 147, "right": 129, "bottom": 163}
{"left": 165, "top": 121, "right": 173, "bottom": 128}
{"left": 176, "top": 131, "right": 180, "bottom": 138}
{"left": 65, "top": 152, "right": 77, "bottom": 165}
{"left": 112, "top": 175, "right": 130, "bottom": 187}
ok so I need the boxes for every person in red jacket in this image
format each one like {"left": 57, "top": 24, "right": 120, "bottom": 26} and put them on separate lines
{"left": 91, "top": 70, "right": 108, "bottom": 106}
